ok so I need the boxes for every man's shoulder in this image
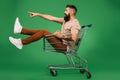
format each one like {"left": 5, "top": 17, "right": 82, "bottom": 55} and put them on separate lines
{"left": 73, "top": 19, "right": 79, "bottom": 23}
{"left": 71, "top": 19, "right": 80, "bottom": 25}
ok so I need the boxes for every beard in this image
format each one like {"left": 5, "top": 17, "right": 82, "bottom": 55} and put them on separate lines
{"left": 64, "top": 13, "right": 70, "bottom": 22}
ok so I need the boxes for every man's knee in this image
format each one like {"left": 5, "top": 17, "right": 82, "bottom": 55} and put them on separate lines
{"left": 40, "top": 30, "right": 51, "bottom": 35}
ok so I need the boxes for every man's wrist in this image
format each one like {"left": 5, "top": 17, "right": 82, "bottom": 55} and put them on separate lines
{"left": 36, "top": 13, "right": 40, "bottom": 16}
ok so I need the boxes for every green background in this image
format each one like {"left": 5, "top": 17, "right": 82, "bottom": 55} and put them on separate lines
{"left": 0, "top": 0, "right": 120, "bottom": 80}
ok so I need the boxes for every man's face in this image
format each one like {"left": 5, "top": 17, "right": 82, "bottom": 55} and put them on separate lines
{"left": 64, "top": 7, "right": 71, "bottom": 22}
{"left": 64, "top": 7, "right": 71, "bottom": 16}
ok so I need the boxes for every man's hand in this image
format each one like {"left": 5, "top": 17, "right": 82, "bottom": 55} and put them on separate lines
{"left": 28, "top": 12, "right": 39, "bottom": 17}
{"left": 54, "top": 30, "right": 63, "bottom": 38}
{"left": 54, "top": 30, "right": 74, "bottom": 41}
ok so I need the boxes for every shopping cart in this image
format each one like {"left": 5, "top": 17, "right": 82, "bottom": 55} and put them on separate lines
{"left": 43, "top": 24, "right": 92, "bottom": 79}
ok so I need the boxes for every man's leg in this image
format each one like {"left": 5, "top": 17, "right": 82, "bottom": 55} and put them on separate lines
{"left": 21, "top": 28, "right": 41, "bottom": 35}
{"left": 45, "top": 36, "right": 67, "bottom": 52}
{"left": 9, "top": 17, "right": 67, "bottom": 51}
{"left": 9, "top": 29, "right": 51, "bottom": 49}
{"left": 22, "top": 29, "right": 51, "bottom": 45}
{"left": 21, "top": 29, "right": 67, "bottom": 52}
{"left": 14, "top": 17, "right": 42, "bottom": 35}
{"left": 9, "top": 17, "right": 52, "bottom": 49}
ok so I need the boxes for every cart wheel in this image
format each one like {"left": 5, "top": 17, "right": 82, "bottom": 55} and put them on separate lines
{"left": 50, "top": 69, "right": 57, "bottom": 76}
{"left": 80, "top": 69, "right": 85, "bottom": 74}
{"left": 86, "top": 71, "right": 91, "bottom": 79}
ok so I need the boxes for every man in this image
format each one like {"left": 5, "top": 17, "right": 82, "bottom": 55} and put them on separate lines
{"left": 9, "top": 5, "right": 81, "bottom": 52}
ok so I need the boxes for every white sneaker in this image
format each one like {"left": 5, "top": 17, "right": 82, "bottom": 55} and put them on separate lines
{"left": 14, "top": 17, "right": 22, "bottom": 33}
{"left": 9, "top": 36, "right": 23, "bottom": 49}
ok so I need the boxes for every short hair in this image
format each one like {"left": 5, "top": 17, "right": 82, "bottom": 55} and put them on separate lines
{"left": 66, "top": 5, "right": 77, "bottom": 15}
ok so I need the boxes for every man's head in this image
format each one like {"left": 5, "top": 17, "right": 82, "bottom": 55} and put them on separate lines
{"left": 64, "top": 5, "right": 77, "bottom": 22}
{"left": 65, "top": 5, "right": 77, "bottom": 15}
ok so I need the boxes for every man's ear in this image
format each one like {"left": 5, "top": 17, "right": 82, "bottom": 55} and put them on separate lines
{"left": 70, "top": 9, "right": 74, "bottom": 15}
